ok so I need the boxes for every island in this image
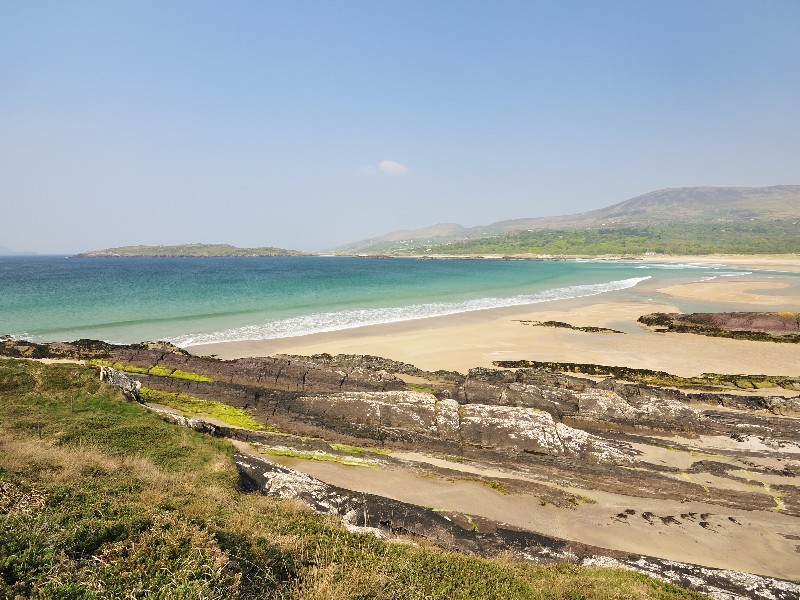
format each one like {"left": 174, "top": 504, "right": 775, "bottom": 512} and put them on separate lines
{"left": 75, "top": 243, "right": 308, "bottom": 258}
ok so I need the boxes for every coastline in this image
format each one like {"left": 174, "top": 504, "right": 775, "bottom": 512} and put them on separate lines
{"left": 187, "top": 260, "right": 800, "bottom": 377}
{"left": 17, "top": 254, "right": 797, "bottom": 586}
{"left": 179, "top": 263, "right": 800, "bottom": 583}
{"left": 402, "top": 253, "right": 800, "bottom": 272}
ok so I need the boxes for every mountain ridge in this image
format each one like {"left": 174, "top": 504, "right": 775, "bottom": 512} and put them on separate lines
{"left": 330, "top": 185, "right": 800, "bottom": 254}
{"left": 0, "top": 244, "right": 36, "bottom": 256}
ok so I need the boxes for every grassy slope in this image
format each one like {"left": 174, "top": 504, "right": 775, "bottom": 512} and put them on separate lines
{"left": 409, "top": 221, "right": 800, "bottom": 256}
{"left": 0, "top": 359, "right": 704, "bottom": 599}
{"left": 332, "top": 186, "right": 800, "bottom": 255}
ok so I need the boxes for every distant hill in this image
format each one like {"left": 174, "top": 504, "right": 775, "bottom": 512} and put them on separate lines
{"left": 330, "top": 185, "right": 800, "bottom": 255}
{"left": 559, "top": 185, "right": 800, "bottom": 225}
{"left": 76, "top": 243, "right": 308, "bottom": 258}
{"left": 328, "top": 223, "right": 468, "bottom": 254}
{"left": 0, "top": 244, "right": 35, "bottom": 256}
{"left": 425, "top": 221, "right": 800, "bottom": 256}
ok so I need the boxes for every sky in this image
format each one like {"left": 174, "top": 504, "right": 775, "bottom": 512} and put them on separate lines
{"left": 2, "top": 1, "right": 799, "bottom": 254}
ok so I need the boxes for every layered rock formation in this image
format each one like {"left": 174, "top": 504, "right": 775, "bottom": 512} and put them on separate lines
{"left": 3, "top": 338, "right": 796, "bottom": 450}
{"left": 639, "top": 311, "right": 800, "bottom": 343}
{"left": 294, "top": 390, "right": 634, "bottom": 463}
{"left": 7, "top": 338, "right": 798, "bottom": 597}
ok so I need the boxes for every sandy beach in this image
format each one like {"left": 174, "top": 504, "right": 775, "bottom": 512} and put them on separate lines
{"left": 261, "top": 448, "right": 799, "bottom": 580}
{"left": 185, "top": 256, "right": 800, "bottom": 581}
{"left": 188, "top": 256, "right": 800, "bottom": 377}
{"left": 642, "top": 254, "right": 800, "bottom": 272}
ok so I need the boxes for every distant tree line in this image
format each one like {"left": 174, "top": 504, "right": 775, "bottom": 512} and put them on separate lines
{"left": 410, "top": 220, "right": 799, "bottom": 256}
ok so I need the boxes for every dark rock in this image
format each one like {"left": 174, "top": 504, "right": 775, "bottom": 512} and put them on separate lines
{"left": 638, "top": 311, "right": 800, "bottom": 343}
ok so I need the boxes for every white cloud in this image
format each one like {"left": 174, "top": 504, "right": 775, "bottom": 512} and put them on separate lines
{"left": 378, "top": 160, "right": 409, "bottom": 174}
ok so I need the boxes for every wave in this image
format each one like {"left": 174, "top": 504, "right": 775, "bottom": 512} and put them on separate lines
{"left": 171, "top": 276, "right": 651, "bottom": 347}
{"left": 696, "top": 271, "right": 753, "bottom": 282}
{"left": 634, "top": 262, "right": 727, "bottom": 270}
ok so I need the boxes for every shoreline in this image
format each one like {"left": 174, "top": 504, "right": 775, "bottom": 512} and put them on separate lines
{"left": 380, "top": 253, "right": 800, "bottom": 271}
{"left": 188, "top": 267, "right": 800, "bottom": 377}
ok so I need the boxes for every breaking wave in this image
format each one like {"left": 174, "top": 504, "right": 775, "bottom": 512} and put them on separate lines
{"left": 172, "top": 276, "right": 651, "bottom": 347}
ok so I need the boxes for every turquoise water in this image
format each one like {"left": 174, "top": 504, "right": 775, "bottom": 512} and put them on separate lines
{"left": 0, "top": 256, "right": 770, "bottom": 346}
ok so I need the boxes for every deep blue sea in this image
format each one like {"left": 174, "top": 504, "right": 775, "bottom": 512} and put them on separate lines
{"left": 0, "top": 256, "right": 771, "bottom": 346}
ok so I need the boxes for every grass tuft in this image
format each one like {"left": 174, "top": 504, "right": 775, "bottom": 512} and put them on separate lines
{"left": 139, "top": 387, "right": 263, "bottom": 430}
{"left": 260, "top": 446, "right": 379, "bottom": 468}
{"left": 88, "top": 359, "right": 214, "bottom": 381}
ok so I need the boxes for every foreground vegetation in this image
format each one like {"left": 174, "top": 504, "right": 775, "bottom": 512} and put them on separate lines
{"left": 409, "top": 221, "right": 800, "bottom": 256}
{"left": 0, "top": 359, "right": 704, "bottom": 598}
{"left": 139, "top": 387, "right": 267, "bottom": 430}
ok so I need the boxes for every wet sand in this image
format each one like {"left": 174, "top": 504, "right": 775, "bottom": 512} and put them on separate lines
{"left": 260, "top": 448, "right": 800, "bottom": 580}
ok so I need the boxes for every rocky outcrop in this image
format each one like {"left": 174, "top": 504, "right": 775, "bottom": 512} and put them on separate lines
{"left": 0, "top": 336, "right": 187, "bottom": 360}
{"left": 463, "top": 367, "right": 585, "bottom": 415}
{"left": 576, "top": 388, "right": 700, "bottom": 431}
{"left": 149, "top": 405, "right": 220, "bottom": 435}
{"left": 6, "top": 338, "right": 796, "bottom": 444}
{"left": 639, "top": 311, "right": 800, "bottom": 343}
{"left": 102, "top": 365, "right": 635, "bottom": 461}
{"left": 105, "top": 349, "right": 406, "bottom": 393}
{"left": 515, "top": 319, "right": 624, "bottom": 334}
{"left": 277, "top": 353, "right": 465, "bottom": 385}
{"left": 292, "top": 391, "right": 635, "bottom": 463}
{"left": 0, "top": 337, "right": 407, "bottom": 394}
{"left": 463, "top": 367, "right": 702, "bottom": 431}
{"left": 459, "top": 404, "right": 634, "bottom": 462}
{"left": 493, "top": 359, "right": 800, "bottom": 393}
{"left": 687, "top": 392, "right": 800, "bottom": 414}
{"left": 98, "top": 366, "right": 142, "bottom": 403}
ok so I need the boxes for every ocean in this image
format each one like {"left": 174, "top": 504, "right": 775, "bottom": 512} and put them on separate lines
{"left": 0, "top": 255, "right": 769, "bottom": 347}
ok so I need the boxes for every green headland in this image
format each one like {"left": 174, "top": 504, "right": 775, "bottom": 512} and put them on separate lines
{"left": 76, "top": 243, "right": 308, "bottom": 258}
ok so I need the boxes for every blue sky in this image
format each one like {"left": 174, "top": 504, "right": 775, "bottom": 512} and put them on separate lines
{"left": 2, "top": 1, "right": 799, "bottom": 253}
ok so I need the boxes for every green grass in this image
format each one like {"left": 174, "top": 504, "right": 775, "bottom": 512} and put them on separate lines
{"left": 650, "top": 442, "right": 720, "bottom": 458}
{"left": 461, "top": 478, "right": 508, "bottom": 494}
{"left": 88, "top": 358, "right": 113, "bottom": 367}
{"left": 170, "top": 368, "right": 214, "bottom": 382}
{"left": 408, "top": 220, "right": 800, "bottom": 256}
{"left": 328, "top": 442, "right": 392, "bottom": 455}
{"left": 88, "top": 359, "right": 150, "bottom": 374}
{"left": 139, "top": 387, "right": 264, "bottom": 431}
{"left": 481, "top": 479, "right": 508, "bottom": 494}
{"left": 88, "top": 359, "right": 214, "bottom": 381}
{"left": 408, "top": 383, "right": 445, "bottom": 393}
{"left": 570, "top": 494, "right": 598, "bottom": 506}
{"left": 147, "top": 365, "right": 174, "bottom": 377}
{"left": 0, "top": 359, "right": 707, "bottom": 599}
{"left": 260, "top": 447, "right": 379, "bottom": 468}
